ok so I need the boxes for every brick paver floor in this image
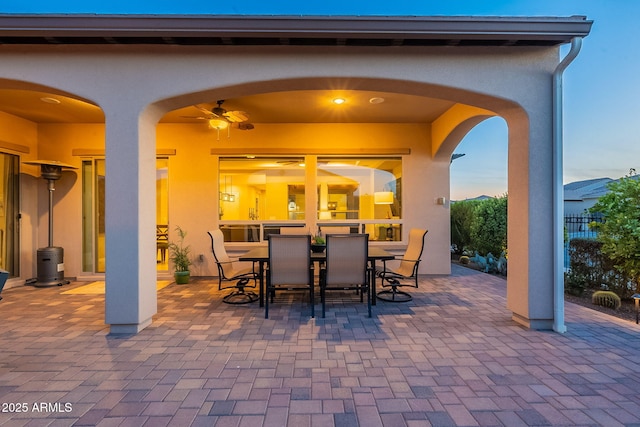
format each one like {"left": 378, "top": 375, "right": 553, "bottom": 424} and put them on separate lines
{"left": 1, "top": 264, "right": 639, "bottom": 426}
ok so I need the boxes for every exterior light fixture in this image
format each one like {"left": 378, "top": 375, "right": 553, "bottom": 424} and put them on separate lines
{"left": 633, "top": 294, "right": 640, "bottom": 324}
{"left": 451, "top": 153, "right": 466, "bottom": 163}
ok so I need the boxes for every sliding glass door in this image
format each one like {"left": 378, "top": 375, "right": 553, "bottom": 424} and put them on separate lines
{"left": 0, "top": 153, "right": 19, "bottom": 276}
{"left": 82, "top": 158, "right": 168, "bottom": 274}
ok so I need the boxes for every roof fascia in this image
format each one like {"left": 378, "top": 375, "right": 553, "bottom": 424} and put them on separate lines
{"left": 0, "top": 14, "right": 593, "bottom": 44}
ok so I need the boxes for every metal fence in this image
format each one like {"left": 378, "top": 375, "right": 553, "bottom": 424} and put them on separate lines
{"left": 564, "top": 214, "right": 603, "bottom": 269}
{"left": 564, "top": 214, "right": 602, "bottom": 238}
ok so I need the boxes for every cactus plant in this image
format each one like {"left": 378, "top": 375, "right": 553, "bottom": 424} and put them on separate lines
{"left": 591, "top": 290, "right": 621, "bottom": 310}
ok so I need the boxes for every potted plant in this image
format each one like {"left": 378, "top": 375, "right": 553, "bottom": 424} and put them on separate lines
{"left": 168, "top": 225, "right": 192, "bottom": 284}
{"left": 311, "top": 234, "right": 326, "bottom": 253}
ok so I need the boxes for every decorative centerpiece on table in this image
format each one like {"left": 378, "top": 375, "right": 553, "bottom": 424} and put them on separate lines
{"left": 311, "top": 234, "right": 326, "bottom": 253}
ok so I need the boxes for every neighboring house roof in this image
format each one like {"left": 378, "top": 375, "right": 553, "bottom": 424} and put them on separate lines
{"left": 564, "top": 177, "right": 612, "bottom": 201}
{"left": 0, "top": 14, "right": 593, "bottom": 47}
{"left": 564, "top": 175, "right": 639, "bottom": 202}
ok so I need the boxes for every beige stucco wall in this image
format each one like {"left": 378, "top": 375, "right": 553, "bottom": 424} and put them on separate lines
{"left": 0, "top": 42, "right": 562, "bottom": 331}
{"left": 32, "top": 121, "right": 445, "bottom": 279}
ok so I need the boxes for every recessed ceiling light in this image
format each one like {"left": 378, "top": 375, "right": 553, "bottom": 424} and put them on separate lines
{"left": 332, "top": 98, "right": 346, "bottom": 105}
{"left": 40, "top": 97, "right": 61, "bottom": 104}
{"left": 369, "top": 97, "right": 385, "bottom": 104}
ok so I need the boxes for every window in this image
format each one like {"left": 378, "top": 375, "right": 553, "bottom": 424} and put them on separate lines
{"left": 218, "top": 155, "right": 402, "bottom": 242}
{"left": 317, "top": 157, "right": 402, "bottom": 241}
{"left": 218, "top": 157, "right": 306, "bottom": 222}
{"left": 317, "top": 157, "right": 401, "bottom": 221}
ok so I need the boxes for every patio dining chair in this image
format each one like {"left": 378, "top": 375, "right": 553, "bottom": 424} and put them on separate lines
{"left": 156, "top": 224, "right": 169, "bottom": 263}
{"left": 208, "top": 229, "right": 259, "bottom": 304}
{"left": 376, "top": 228, "right": 428, "bottom": 302}
{"left": 320, "top": 233, "right": 370, "bottom": 318}
{"left": 266, "top": 234, "right": 314, "bottom": 319}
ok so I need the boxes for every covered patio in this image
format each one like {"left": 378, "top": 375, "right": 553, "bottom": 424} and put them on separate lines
{"left": 0, "top": 14, "right": 594, "bottom": 334}
{"left": 1, "top": 265, "right": 638, "bottom": 426}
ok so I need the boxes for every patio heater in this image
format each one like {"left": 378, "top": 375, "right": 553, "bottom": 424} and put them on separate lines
{"left": 23, "top": 160, "right": 77, "bottom": 288}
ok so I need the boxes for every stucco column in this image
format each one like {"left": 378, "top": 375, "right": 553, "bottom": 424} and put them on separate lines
{"left": 104, "top": 105, "right": 158, "bottom": 334}
{"left": 506, "top": 110, "right": 554, "bottom": 330}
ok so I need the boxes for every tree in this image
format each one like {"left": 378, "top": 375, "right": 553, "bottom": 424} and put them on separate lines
{"left": 589, "top": 169, "right": 640, "bottom": 293}
{"left": 469, "top": 195, "right": 507, "bottom": 256}
{"left": 450, "top": 199, "right": 481, "bottom": 254}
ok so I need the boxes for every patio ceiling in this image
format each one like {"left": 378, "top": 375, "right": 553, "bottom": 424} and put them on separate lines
{"left": 0, "top": 88, "right": 456, "bottom": 125}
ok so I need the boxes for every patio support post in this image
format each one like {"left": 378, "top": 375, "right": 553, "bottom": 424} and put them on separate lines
{"left": 104, "top": 104, "right": 158, "bottom": 334}
{"left": 506, "top": 105, "right": 555, "bottom": 330}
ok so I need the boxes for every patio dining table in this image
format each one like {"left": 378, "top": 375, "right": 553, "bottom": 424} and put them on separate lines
{"left": 239, "top": 245, "right": 395, "bottom": 308}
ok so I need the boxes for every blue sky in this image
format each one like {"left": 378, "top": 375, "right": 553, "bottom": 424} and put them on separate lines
{"left": 2, "top": 1, "right": 638, "bottom": 200}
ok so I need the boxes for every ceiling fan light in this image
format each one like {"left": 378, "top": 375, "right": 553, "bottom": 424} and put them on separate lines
{"left": 209, "top": 118, "right": 229, "bottom": 130}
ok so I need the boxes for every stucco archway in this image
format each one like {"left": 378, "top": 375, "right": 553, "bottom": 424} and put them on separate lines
{"left": 141, "top": 77, "right": 537, "bottom": 327}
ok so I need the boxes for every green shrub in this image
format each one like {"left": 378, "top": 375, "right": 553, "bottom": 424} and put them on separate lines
{"left": 589, "top": 170, "right": 640, "bottom": 295}
{"left": 450, "top": 199, "right": 481, "bottom": 255}
{"left": 564, "top": 272, "right": 586, "bottom": 297}
{"left": 591, "top": 290, "right": 621, "bottom": 310}
{"left": 565, "top": 238, "right": 635, "bottom": 299}
{"left": 469, "top": 195, "right": 507, "bottom": 256}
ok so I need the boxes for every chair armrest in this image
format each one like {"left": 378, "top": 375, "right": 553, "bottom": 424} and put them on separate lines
{"left": 397, "top": 258, "right": 420, "bottom": 263}
{"left": 217, "top": 260, "right": 235, "bottom": 268}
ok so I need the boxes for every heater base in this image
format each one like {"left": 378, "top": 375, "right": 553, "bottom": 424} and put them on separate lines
{"left": 25, "top": 247, "right": 68, "bottom": 288}
{"left": 25, "top": 277, "right": 68, "bottom": 288}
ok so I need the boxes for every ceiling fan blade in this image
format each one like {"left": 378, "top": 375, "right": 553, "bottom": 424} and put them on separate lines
{"left": 224, "top": 110, "right": 249, "bottom": 123}
{"left": 180, "top": 115, "right": 210, "bottom": 120}
{"left": 194, "top": 104, "right": 213, "bottom": 115}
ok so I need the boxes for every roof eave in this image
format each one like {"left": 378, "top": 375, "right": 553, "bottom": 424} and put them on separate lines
{"left": 0, "top": 14, "right": 593, "bottom": 45}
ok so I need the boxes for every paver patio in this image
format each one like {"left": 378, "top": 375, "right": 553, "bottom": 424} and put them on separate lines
{"left": 1, "top": 264, "right": 639, "bottom": 426}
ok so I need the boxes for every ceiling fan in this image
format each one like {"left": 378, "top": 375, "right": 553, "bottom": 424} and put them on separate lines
{"left": 182, "top": 100, "right": 254, "bottom": 138}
